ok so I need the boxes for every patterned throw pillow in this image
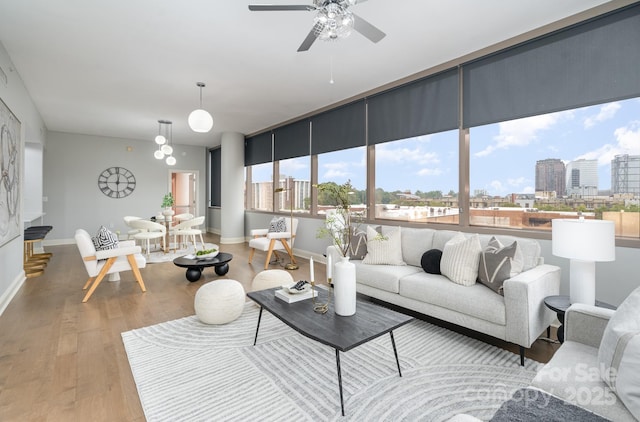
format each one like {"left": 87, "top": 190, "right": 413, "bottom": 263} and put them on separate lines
{"left": 349, "top": 225, "right": 381, "bottom": 260}
{"left": 477, "top": 237, "right": 524, "bottom": 295}
{"left": 267, "top": 217, "right": 287, "bottom": 233}
{"left": 362, "top": 226, "right": 405, "bottom": 266}
{"left": 440, "top": 233, "right": 482, "bottom": 286}
{"left": 92, "top": 225, "right": 119, "bottom": 251}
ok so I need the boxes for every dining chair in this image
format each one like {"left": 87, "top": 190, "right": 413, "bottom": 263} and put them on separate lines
{"left": 128, "top": 219, "right": 166, "bottom": 256}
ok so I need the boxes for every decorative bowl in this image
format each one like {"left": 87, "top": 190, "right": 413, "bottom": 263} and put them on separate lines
{"left": 196, "top": 246, "right": 219, "bottom": 259}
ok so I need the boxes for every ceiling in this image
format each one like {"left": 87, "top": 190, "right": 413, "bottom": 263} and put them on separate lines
{"left": 0, "top": 0, "right": 619, "bottom": 148}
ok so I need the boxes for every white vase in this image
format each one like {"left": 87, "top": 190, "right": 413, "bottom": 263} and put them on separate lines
{"left": 162, "top": 208, "right": 175, "bottom": 217}
{"left": 334, "top": 256, "right": 356, "bottom": 316}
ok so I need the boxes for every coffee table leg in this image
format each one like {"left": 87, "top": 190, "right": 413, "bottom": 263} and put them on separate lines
{"left": 390, "top": 331, "right": 402, "bottom": 377}
{"left": 215, "top": 263, "right": 229, "bottom": 276}
{"left": 185, "top": 267, "right": 202, "bottom": 282}
{"left": 253, "top": 307, "right": 263, "bottom": 346}
{"left": 335, "top": 349, "right": 345, "bottom": 416}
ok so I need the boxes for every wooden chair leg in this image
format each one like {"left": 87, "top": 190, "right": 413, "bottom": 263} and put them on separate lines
{"left": 126, "top": 254, "right": 146, "bottom": 293}
{"left": 82, "top": 257, "right": 116, "bottom": 302}
{"left": 264, "top": 239, "right": 276, "bottom": 270}
{"left": 83, "top": 277, "right": 94, "bottom": 290}
{"left": 248, "top": 248, "right": 255, "bottom": 263}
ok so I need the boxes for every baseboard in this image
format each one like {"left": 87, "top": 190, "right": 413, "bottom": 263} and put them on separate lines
{"left": 0, "top": 272, "right": 26, "bottom": 317}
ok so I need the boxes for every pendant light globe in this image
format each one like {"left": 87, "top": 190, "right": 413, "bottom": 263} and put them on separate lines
{"left": 188, "top": 82, "right": 213, "bottom": 133}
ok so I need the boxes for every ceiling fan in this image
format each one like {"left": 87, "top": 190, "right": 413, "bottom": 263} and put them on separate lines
{"left": 248, "top": 0, "right": 386, "bottom": 52}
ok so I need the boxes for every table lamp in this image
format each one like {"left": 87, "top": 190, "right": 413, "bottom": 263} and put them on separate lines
{"left": 552, "top": 218, "right": 615, "bottom": 305}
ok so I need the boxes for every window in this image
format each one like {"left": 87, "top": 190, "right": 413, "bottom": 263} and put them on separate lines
{"left": 374, "top": 130, "right": 459, "bottom": 223}
{"left": 469, "top": 98, "right": 640, "bottom": 238}
{"left": 317, "top": 146, "right": 366, "bottom": 215}
{"left": 248, "top": 162, "right": 273, "bottom": 211}
{"left": 209, "top": 148, "right": 221, "bottom": 207}
{"left": 276, "top": 157, "right": 310, "bottom": 214}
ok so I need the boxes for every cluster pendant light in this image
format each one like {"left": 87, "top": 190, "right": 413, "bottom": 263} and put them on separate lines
{"left": 188, "top": 82, "right": 213, "bottom": 133}
{"left": 153, "top": 120, "right": 176, "bottom": 165}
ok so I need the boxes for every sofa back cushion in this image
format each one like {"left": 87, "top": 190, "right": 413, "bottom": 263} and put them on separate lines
{"left": 398, "top": 227, "right": 435, "bottom": 267}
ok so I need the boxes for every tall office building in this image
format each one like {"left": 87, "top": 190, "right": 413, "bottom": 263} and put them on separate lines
{"left": 612, "top": 154, "right": 640, "bottom": 196}
{"left": 535, "top": 158, "right": 566, "bottom": 196}
{"left": 566, "top": 159, "right": 598, "bottom": 197}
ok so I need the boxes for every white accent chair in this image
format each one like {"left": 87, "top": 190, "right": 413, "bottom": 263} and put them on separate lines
{"left": 174, "top": 213, "right": 194, "bottom": 223}
{"left": 129, "top": 219, "right": 166, "bottom": 256}
{"left": 123, "top": 215, "right": 143, "bottom": 239}
{"left": 171, "top": 216, "right": 206, "bottom": 251}
{"left": 248, "top": 218, "right": 298, "bottom": 270}
{"left": 74, "top": 229, "right": 147, "bottom": 303}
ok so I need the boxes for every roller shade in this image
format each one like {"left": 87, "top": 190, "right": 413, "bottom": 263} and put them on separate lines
{"left": 244, "top": 132, "right": 272, "bottom": 166}
{"left": 368, "top": 68, "right": 459, "bottom": 145}
{"left": 463, "top": 3, "right": 640, "bottom": 128}
{"left": 274, "top": 119, "right": 310, "bottom": 161}
{"left": 311, "top": 100, "right": 365, "bottom": 155}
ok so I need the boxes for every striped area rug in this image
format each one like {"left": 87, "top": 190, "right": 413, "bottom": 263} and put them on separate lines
{"left": 122, "top": 303, "right": 542, "bottom": 421}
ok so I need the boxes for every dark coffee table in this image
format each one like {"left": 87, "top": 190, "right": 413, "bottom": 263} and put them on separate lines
{"left": 247, "top": 287, "right": 413, "bottom": 416}
{"left": 173, "top": 252, "right": 233, "bottom": 282}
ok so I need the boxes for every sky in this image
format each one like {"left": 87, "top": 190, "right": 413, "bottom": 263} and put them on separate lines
{"left": 258, "top": 97, "right": 640, "bottom": 197}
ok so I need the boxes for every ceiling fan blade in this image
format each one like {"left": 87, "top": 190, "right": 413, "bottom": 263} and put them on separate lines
{"left": 297, "top": 23, "right": 321, "bottom": 52}
{"left": 353, "top": 13, "right": 386, "bottom": 43}
{"left": 248, "top": 4, "right": 315, "bottom": 11}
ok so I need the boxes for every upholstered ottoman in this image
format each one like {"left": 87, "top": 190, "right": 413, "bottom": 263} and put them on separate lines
{"left": 194, "top": 279, "right": 245, "bottom": 324}
{"left": 251, "top": 269, "right": 294, "bottom": 291}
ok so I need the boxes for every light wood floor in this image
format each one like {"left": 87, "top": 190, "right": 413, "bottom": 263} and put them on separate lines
{"left": 0, "top": 233, "right": 560, "bottom": 421}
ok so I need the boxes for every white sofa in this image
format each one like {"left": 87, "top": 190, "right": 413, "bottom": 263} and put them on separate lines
{"left": 327, "top": 226, "right": 560, "bottom": 365}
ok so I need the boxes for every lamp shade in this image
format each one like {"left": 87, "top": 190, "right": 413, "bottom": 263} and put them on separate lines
{"left": 166, "top": 156, "right": 176, "bottom": 166}
{"left": 160, "top": 144, "right": 173, "bottom": 155}
{"left": 552, "top": 219, "right": 615, "bottom": 261}
{"left": 154, "top": 149, "right": 164, "bottom": 159}
{"left": 154, "top": 135, "right": 166, "bottom": 145}
{"left": 188, "top": 109, "right": 213, "bottom": 133}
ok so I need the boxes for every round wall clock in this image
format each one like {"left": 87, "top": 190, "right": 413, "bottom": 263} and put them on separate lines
{"left": 98, "top": 166, "right": 136, "bottom": 198}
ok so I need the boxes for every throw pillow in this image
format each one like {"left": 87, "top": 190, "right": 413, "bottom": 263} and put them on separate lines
{"left": 440, "top": 233, "right": 482, "bottom": 286}
{"left": 349, "top": 225, "right": 381, "bottom": 260}
{"left": 420, "top": 249, "right": 443, "bottom": 274}
{"left": 598, "top": 286, "right": 640, "bottom": 420}
{"left": 92, "top": 225, "right": 119, "bottom": 251}
{"left": 477, "top": 237, "right": 524, "bottom": 295}
{"left": 267, "top": 216, "right": 287, "bottom": 233}
{"left": 362, "top": 226, "right": 405, "bottom": 266}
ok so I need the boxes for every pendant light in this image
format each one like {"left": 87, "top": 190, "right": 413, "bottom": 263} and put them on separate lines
{"left": 153, "top": 120, "right": 176, "bottom": 165}
{"left": 188, "top": 82, "right": 213, "bottom": 133}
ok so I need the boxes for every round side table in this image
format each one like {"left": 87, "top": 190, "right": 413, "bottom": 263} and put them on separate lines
{"left": 544, "top": 295, "right": 616, "bottom": 343}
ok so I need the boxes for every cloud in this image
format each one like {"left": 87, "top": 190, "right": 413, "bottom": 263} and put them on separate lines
{"left": 575, "top": 120, "right": 640, "bottom": 166}
{"left": 376, "top": 144, "right": 440, "bottom": 165}
{"left": 583, "top": 102, "right": 621, "bottom": 129}
{"left": 507, "top": 177, "right": 528, "bottom": 187}
{"left": 490, "top": 180, "right": 504, "bottom": 193}
{"left": 279, "top": 157, "right": 308, "bottom": 174}
{"left": 417, "top": 168, "right": 443, "bottom": 176}
{"left": 475, "top": 110, "right": 573, "bottom": 157}
{"left": 522, "top": 186, "right": 535, "bottom": 194}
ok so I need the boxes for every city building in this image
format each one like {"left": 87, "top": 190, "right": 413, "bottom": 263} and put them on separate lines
{"left": 566, "top": 159, "right": 598, "bottom": 197}
{"left": 535, "top": 158, "right": 566, "bottom": 197}
{"left": 612, "top": 154, "right": 640, "bottom": 196}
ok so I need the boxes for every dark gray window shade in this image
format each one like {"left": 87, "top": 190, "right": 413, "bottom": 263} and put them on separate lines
{"left": 463, "top": 4, "right": 640, "bottom": 128}
{"left": 274, "top": 120, "right": 310, "bottom": 161}
{"left": 311, "top": 100, "right": 365, "bottom": 155}
{"left": 367, "top": 68, "right": 459, "bottom": 145}
{"left": 244, "top": 132, "right": 272, "bottom": 166}
{"left": 209, "top": 148, "right": 221, "bottom": 207}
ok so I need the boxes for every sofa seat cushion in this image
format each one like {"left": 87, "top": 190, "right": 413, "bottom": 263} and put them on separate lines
{"left": 353, "top": 261, "right": 422, "bottom": 294}
{"left": 398, "top": 272, "right": 506, "bottom": 325}
{"left": 532, "top": 341, "right": 636, "bottom": 422}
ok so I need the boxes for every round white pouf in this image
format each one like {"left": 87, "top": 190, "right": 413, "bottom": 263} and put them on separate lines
{"left": 194, "top": 279, "right": 245, "bottom": 325}
{"left": 251, "top": 269, "right": 294, "bottom": 291}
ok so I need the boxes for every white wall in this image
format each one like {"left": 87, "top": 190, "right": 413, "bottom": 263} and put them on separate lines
{"left": 43, "top": 131, "right": 208, "bottom": 242}
{"left": 0, "top": 42, "right": 46, "bottom": 314}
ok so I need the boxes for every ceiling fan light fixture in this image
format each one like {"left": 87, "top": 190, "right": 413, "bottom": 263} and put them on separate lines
{"left": 188, "top": 82, "right": 214, "bottom": 133}
{"left": 314, "top": 4, "right": 353, "bottom": 41}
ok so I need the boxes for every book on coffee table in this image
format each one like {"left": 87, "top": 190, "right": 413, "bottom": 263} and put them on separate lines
{"left": 275, "top": 288, "right": 318, "bottom": 303}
